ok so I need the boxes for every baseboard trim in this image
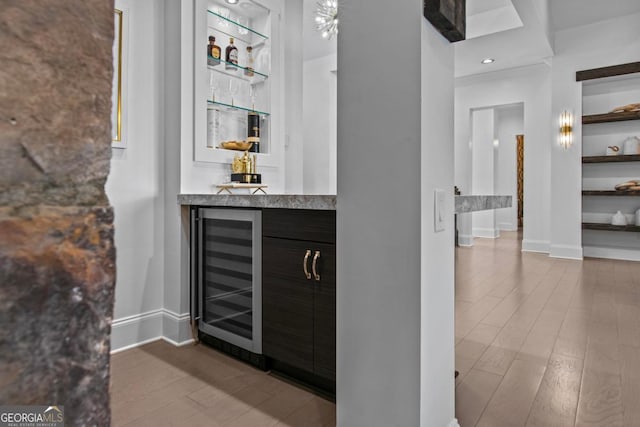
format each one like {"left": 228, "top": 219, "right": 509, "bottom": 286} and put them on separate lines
{"left": 583, "top": 246, "right": 640, "bottom": 262}
{"left": 549, "top": 244, "right": 583, "bottom": 260}
{"left": 111, "top": 309, "right": 192, "bottom": 353}
{"left": 448, "top": 418, "right": 460, "bottom": 427}
{"left": 522, "top": 239, "right": 550, "bottom": 254}
{"left": 472, "top": 228, "right": 500, "bottom": 239}
{"left": 498, "top": 222, "right": 516, "bottom": 231}
{"left": 458, "top": 234, "right": 474, "bottom": 247}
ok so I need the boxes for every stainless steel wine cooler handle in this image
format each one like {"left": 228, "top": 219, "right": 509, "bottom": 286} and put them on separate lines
{"left": 303, "top": 250, "right": 312, "bottom": 280}
{"left": 312, "top": 250, "right": 321, "bottom": 281}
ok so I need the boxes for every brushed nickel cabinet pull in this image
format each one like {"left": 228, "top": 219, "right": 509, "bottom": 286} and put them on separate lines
{"left": 312, "top": 250, "right": 321, "bottom": 281}
{"left": 303, "top": 249, "right": 312, "bottom": 280}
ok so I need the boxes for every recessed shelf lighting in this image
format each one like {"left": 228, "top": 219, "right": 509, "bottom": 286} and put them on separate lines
{"left": 225, "top": 0, "right": 239, "bottom": 4}
{"left": 481, "top": 58, "right": 495, "bottom": 64}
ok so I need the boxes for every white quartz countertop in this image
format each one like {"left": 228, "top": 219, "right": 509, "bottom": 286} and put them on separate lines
{"left": 178, "top": 194, "right": 511, "bottom": 213}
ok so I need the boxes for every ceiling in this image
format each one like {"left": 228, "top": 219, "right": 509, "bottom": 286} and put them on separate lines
{"left": 299, "top": 0, "right": 640, "bottom": 76}
{"left": 550, "top": 0, "right": 640, "bottom": 31}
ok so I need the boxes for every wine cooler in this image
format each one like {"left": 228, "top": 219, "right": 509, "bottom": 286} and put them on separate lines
{"left": 191, "top": 208, "right": 262, "bottom": 357}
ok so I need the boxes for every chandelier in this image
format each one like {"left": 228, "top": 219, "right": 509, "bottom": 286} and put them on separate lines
{"left": 315, "top": 0, "right": 338, "bottom": 39}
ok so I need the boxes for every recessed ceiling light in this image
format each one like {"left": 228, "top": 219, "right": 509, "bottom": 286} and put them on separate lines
{"left": 481, "top": 58, "right": 495, "bottom": 64}
{"left": 225, "top": 0, "right": 239, "bottom": 4}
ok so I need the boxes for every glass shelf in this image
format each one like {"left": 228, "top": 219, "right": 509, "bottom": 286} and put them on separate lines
{"left": 208, "top": 56, "right": 268, "bottom": 83}
{"left": 207, "top": 100, "right": 270, "bottom": 116}
{"left": 207, "top": 9, "right": 269, "bottom": 41}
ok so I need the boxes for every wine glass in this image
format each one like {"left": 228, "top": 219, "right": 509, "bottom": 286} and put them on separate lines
{"left": 228, "top": 79, "right": 239, "bottom": 106}
{"left": 209, "top": 71, "right": 219, "bottom": 102}
{"left": 218, "top": 7, "right": 230, "bottom": 27}
{"left": 237, "top": 17, "right": 249, "bottom": 35}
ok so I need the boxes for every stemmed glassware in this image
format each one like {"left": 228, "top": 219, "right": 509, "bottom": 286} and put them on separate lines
{"left": 209, "top": 71, "right": 219, "bottom": 102}
{"left": 228, "top": 79, "right": 239, "bottom": 106}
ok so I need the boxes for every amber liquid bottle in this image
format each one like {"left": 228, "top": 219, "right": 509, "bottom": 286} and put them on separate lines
{"left": 208, "top": 36, "right": 221, "bottom": 66}
{"left": 225, "top": 37, "right": 238, "bottom": 71}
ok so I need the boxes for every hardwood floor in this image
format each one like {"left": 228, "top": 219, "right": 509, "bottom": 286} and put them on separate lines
{"left": 110, "top": 341, "right": 335, "bottom": 426}
{"left": 111, "top": 231, "right": 639, "bottom": 426}
{"left": 455, "top": 231, "right": 640, "bottom": 427}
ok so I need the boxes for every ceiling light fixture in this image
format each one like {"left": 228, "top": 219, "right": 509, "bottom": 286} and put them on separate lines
{"left": 481, "top": 58, "right": 495, "bottom": 64}
{"left": 225, "top": 0, "right": 239, "bottom": 4}
{"left": 315, "top": 0, "right": 338, "bottom": 40}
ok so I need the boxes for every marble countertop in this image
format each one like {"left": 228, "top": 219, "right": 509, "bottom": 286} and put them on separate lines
{"left": 178, "top": 194, "right": 337, "bottom": 210}
{"left": 179, "top": 194, "right": 510, "bottom": 213}
{"left": 455, "top": 195, "right": 512, "bottom": 213}
{"left": 178, "top": 194, "right": 511, "bottom": 213}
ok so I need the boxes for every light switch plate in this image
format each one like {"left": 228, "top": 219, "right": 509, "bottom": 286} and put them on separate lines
{"left": 434, "top": 189, "right": 446, "bottom": 232}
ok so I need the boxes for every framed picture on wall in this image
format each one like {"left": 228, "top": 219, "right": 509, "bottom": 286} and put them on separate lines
{"left": 112, "top": 8, "right": 128, "bottom": 148}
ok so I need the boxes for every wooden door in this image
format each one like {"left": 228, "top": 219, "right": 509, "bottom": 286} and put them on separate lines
{"left": 516, "top": 135, "right": 524, "bottom": 228}
{"left": 312, "top": 243, "right": 336, "bottom": 381}
{"left": 262, "top": 237, "right": 314, "bottom": 373}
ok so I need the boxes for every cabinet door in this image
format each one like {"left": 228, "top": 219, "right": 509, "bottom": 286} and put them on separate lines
{"left": 312, "top": 243, "right": 336, "bottom": 381}
{"left": 262, "top": 237, "right": 314, "bottom": 373}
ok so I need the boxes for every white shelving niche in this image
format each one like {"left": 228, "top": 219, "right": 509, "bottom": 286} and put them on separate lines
{"left": 581, "top": 69, "right": 640, "bottom": 261}
{"left": 194, "top": 0, "right": 284, "bottom": 168}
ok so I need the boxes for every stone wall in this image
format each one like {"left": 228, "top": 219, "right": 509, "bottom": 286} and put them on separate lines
{"left": 0, "top": 1, "right": 116, "bottom": 425}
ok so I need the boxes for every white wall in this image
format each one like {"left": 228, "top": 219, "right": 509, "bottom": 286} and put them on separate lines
{"left": 455, "top": 64, "right": 552, "bottom": 252}
{"left": 420, "top": 18, "right": 456, "bottom": 427}
{"left": 337, "top": 0, "right": 455, "bottom": 425}
{"left": 303, "top": 53, "right": 337, "bottom": 194}
{"left": 471, "top": 109, "right": 498, "bottom": 238}
{"left": 107, "top": 0, "right": 167, "bottom": 350}
{"left": 495, "top": 104, "right": 524, "bottom": 231}
{"left": 549, "top": 12, "right": 640, "bottom": 260}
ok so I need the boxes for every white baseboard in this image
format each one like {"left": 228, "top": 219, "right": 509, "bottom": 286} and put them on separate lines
{"left": 458, "top": 234, "right": 474, "bottom": 247}
{"left": 472, "top": 228, "right": 500, "bottom": 239}
{"left": 583, "top": 246, "right": 640, "bottom": 262}
{"left": 549, "top": 244, "right": 583, "bottom": 260}
{"left": 111, "top": 309, "right": 192, "bottom": 353}
{"left": 448, "top": 419, "right": 460, "bottom": 427}
{"left": 498, "top": 222, "right": 517, "bottom": 231}
{"left": 522, "top": 239, "right": 550, "bottom": 254}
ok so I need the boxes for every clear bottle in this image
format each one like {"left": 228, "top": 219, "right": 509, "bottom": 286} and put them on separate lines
{"left": 245, "top": 46, "right": 254, "bottom": 77}
{"left": 225, "top": 37, "right": 238, "bottom": 71}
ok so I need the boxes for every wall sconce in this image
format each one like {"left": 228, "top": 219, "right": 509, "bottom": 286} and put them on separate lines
{"left": 493, "top": 139, "right": 499, "bottom": 149}
{"left": 559, "top": 110, "right": 573, "bottom": 150}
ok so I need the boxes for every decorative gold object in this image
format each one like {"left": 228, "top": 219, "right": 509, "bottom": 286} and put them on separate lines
{"left": 219, "top": 141, "right": 253, "bottom": 151}
{"left": 610, "top": 103, "right": 640, "bottom": 113}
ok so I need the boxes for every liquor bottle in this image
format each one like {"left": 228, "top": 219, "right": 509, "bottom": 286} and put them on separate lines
{"left": 208, "top": 36, "right": 221, "bottom": 65}
{"left": 245, "top": 46, "right": 254, "bottom": 77}
{"left": 247, "top": 112, "right": 260, "bottom": 153}
{"left": 225, "top": 37, "right": 238, "bottom": 71}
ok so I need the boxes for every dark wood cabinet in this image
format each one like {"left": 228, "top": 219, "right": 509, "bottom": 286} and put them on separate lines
{"left": 262, "top": 209, "right": 336, "bottom": 387}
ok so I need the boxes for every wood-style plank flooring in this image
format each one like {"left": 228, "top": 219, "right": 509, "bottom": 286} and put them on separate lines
{"left": 111, "top": 231, "right": 640, "bottom": 426}
{"left": 455, "top": 231, "right": 640, "bottom": 427}
{"left": 110, "top": 341, "right": 335, "bottom": 426}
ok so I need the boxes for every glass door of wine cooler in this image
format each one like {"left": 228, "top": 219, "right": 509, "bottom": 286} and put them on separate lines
{"left": 198, "top": 208, "right": 262, "bottom": 353}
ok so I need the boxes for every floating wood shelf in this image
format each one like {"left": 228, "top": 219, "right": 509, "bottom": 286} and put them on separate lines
{"left": 576, "top": 62, "right": 640, "bottom": 81}
{"left": 582, "top": 190, "right": 640, "bottom": 196}
{"left": 582, "top": 154, "right": 640, "bottom": 163}
{"left": 582, "top": 111, "right": 640, "bottom": 124}
{"left": 582, "top": 222, "right": 640, "bottom": 232}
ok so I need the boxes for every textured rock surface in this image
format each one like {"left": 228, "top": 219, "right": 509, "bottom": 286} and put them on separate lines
{"left": 0, "top": 1, "right": 115, "bottom": 425}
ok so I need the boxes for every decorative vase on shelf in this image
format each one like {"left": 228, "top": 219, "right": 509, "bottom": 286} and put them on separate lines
{"left": 612, "top": 211, "right": 627, "bottom": 226}
{"left": 623, "top": 136, "right": 640, "bottom": 155}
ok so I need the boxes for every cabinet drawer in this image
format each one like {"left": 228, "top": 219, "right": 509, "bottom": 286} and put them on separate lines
{"left": 262, "top": 209, "right": 336, "bottom": 244}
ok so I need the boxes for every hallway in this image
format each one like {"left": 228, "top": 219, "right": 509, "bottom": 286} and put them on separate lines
{"left": 455, "top": 231, "right": 640, "bottom": 426}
